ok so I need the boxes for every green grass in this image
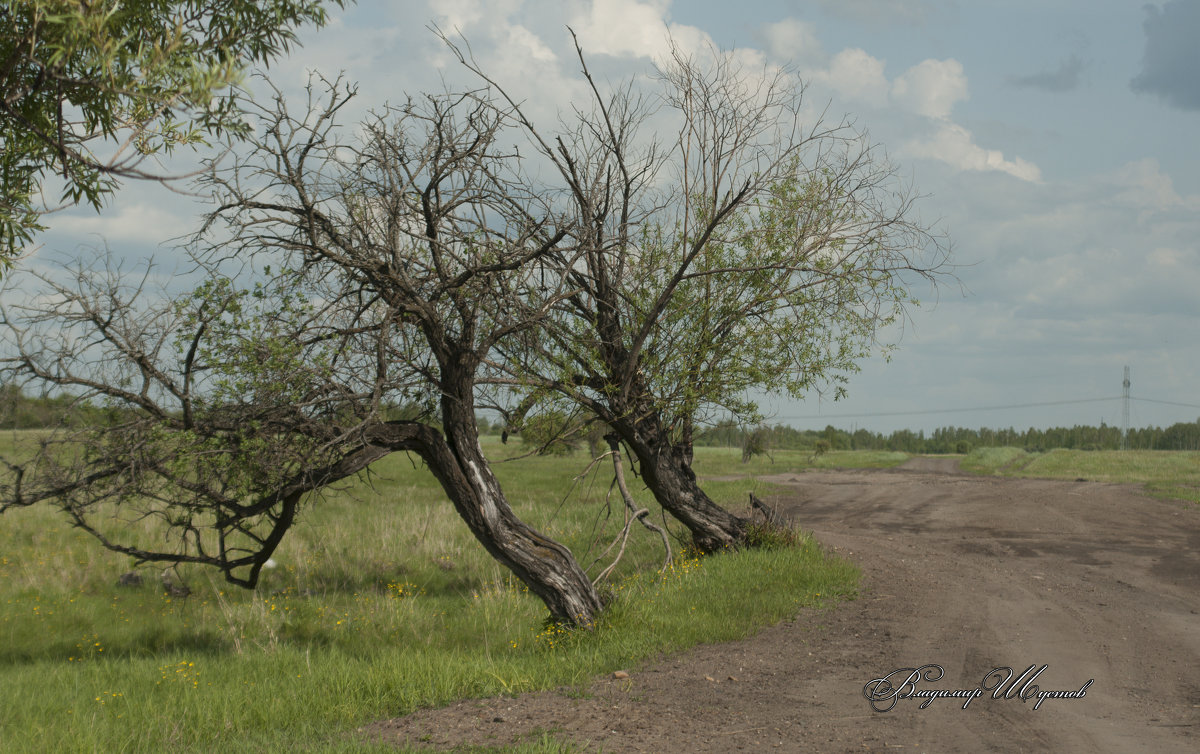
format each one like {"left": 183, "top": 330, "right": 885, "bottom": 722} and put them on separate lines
{"left": 957, "top": 446, "right": 1032, "bottom": 475}
{"left": 0, "top": 433, "right": 859, "bottom": 753}
{"left": 693, "top": 446, "right": 910, "bottom": 480}
{"left": 960, "top": 447, "right": 1200, "bottom": 504}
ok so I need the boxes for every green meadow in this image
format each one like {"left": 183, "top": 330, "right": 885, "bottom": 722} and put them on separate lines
{"left": 5, "top": 429, "right": 1197, "bottom": 753}
{"left": 0, "top": 434, "right": 863, "bottom": 753}
{"left": 959, "top": 447, "right": 1200, "bottom": 504}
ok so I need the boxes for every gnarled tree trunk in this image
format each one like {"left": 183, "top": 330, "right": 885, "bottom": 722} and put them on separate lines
{"left": 606, "top": 402, "right": 746, "bottom": 552}
{"left": 428, "top": 369, "right": 603, "bottom": 627}
{"left": 363, "top": 417, "right": 602, "bottom": 627}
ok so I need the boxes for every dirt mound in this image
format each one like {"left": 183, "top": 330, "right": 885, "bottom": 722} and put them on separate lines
{"left": 361, "top": 466, "right": 1200, "bottom": 753}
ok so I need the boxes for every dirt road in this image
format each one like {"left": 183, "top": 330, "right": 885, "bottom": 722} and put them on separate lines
{"left": 365, "top": 458, "right": 1200, "bottom": 752}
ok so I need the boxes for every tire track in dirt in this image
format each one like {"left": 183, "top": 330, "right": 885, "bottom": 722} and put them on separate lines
{"left": 362, "top": 458, "right": 1200, "bottom": 752}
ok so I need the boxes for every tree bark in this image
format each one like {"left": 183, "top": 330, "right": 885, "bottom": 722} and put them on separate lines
{"left": 420, "top": 367, "right": 603, "bottom": 627}
{"left": 368, "top": 417, "right": 603, "bottom": 627}
{"left": 606, "top": 404, "right": 746, "bottom": 552}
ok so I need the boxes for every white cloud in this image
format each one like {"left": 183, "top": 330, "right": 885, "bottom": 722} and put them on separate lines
{"left": 799, "top": 46, "right": 1035, "bottom": 182}
{"left": 891, "top": 58, "right": 967, "bottom": 119}
{"left": 906, "top": 122, "right": 1041, "bottom": 182}
{"left": 570, "top": 0, "right": 715, "bottom": 61}
{"left": 806, "top": 49, "right": 971, "bottom": 119}
{"left": 503, "top": 23, "right": 559, "bottom": 63}
{"left": 953, "top": 158, "right": 1200, "bottom": 323}
{"left": 762, "top": 18, "right": 825, "bottom": 68}
{"left": 809, "top": 48, "right": 890, "bottom": 107}
{"left": 430, "top": 0, "right": 493, "bottom": 32}
{"left": 1109, "top": 158, "right": 1198, "bottom": 214}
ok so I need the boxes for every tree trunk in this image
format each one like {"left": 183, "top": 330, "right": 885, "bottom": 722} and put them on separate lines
{"left": 674, "top": 417, "right": 695, "bottom": 471}
{"left": 608, "top": 409, "right": 747, "bottom": 552}
{"left": 424, "top": 372, "right": 604, "bottom": 627}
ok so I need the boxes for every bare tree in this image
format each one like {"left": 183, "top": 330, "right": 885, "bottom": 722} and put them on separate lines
{"left": 453, "top": 33, "right": 951, "bottom": 551}
{"left": 0, "top": 30, "right": 949, "bottom": 626}
{"left": 0, "top": 76, "right": 607, "bottom": 627}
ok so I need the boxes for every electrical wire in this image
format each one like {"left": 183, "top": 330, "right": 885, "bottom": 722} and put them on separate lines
{"left": 1132, "top": 397, "right": 1200, "bottom": 411}
{"left": 778, "top": 396, "right": 1124, "bottom": 421}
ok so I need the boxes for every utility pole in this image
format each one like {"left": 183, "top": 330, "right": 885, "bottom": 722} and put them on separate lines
{"left": 1121, "top": 366, "right": 1130, "bottom": 451}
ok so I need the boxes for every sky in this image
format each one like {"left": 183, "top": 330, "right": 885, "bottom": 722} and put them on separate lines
{"left": 25, "top": 0, "right": 1200, "bottom": 435}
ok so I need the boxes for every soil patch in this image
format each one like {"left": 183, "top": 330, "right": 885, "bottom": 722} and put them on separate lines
{"left": 361, "top": 458, "right": 1200, "bottom": 752}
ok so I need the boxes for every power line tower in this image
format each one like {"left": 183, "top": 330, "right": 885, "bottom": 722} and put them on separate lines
{"left": 1121, "top": 366, "right": 1130, "bottom": 451}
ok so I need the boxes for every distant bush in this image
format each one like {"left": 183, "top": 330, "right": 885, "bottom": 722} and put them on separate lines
{"left": 519, "top": 411, "right": 583, "bottom": 456}
{"left": 0, "top": 385, "right": 135, "bottom": 428}
{"left": 741, "top": 425, "right": 772, "bottom": 463}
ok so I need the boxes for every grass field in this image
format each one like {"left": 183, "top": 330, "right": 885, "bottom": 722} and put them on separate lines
{"left": 693, "top": 447, "right": 910, "bottom": 478}
{"left": 0, "top": 434, "right": 862, "bottom": 753}
{"left": 960, "top": 447, "right": 1200, "bottom": 504}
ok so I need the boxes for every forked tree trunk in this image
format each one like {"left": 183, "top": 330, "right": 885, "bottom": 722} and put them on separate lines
{"left": 423, "top": 376, "right": 603, "bottom": 627}
{"left": 608, "top": 409, "right": 747, "bottom": 552}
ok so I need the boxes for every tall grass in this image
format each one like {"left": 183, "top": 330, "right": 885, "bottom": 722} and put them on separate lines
{"left": 957, "top": 447, "right": 1031, "bottom": 475}
{"left": 0, "top": 433, "right": 858, "bottom": 753}
{"left": 692, "top": 446, "right": 909, "bottom": 479}
{"left": 960, "top": 447, "right": 1200, "bottom": 504}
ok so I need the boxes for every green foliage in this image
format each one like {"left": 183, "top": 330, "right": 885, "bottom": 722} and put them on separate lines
{"left": 0, "top": 261, "right": 405, "bottom": 586}
{"left": 740, "top": 425, "right": 771, "bottom": 464}
{"left": 177, "top": 273, "right": 333, "bottom": 414}
{"left": 154, "top": 273, "right": 340, "bottom": 508}
{"left": 617, "top": 157, "right": 933, "bottom": 443}
{"left": 518, "top": 410, "right": 589, "bottom": 456}
{"left": 0, "top": 0, "right": 347, "bottom": 262}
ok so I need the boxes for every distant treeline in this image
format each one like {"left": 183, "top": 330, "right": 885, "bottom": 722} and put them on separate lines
{"left": 5, "top": 385, "right": 1198, "bottom": 452}
{"left": 0, "top": 385, "right": 137, "bottom": 429}
{"left": 694, "top": 419, "right": 1200, "bottom": 453}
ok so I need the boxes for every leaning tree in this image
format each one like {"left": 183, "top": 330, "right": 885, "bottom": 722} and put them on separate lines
{"left": 0, "top": 77, "right": 607, "bottom": 626}
{"left": 455, "top": 33, "right": 950, "bottom": 551}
